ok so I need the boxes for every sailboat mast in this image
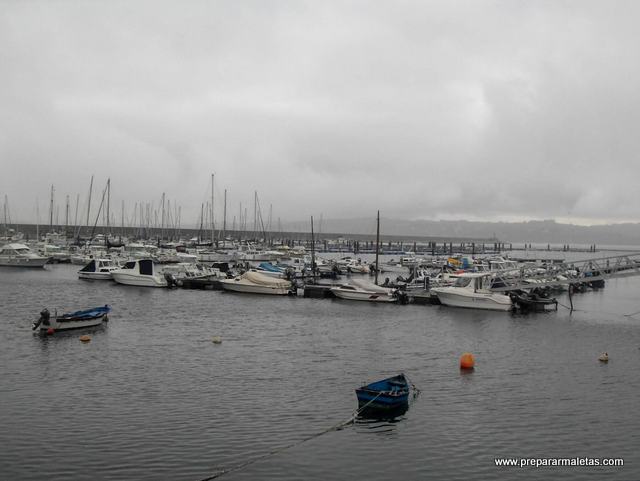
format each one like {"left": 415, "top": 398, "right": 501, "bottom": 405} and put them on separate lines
{"left": 199, "top": 203, "right": 204, "bottom": 243}
{"left": 36, "top": 198, "right": 39, "bottom": 240}
{"left": 121, "top": 200, "right": 125, "bottom": 240}
{"left": 161, "top": 192, "right": 165, "bottom": 241}
{"left": 65, "top": 195, "right": 69, "bottom": 238}
{"left": 253, "top": 191, "right": 257, "bottom": 239}
{"left": 375, "top": 210, "right": 380, "bottom": 285}
{"left": 85, "top": 175, "right": 94, "bottom": 238}
{"left": 310, "top": 215, "right": 316, "bottom": 282}
{"left": 49, "top": 184, "right": 54, "bottom": 233}
{"left": 223, "top": 188, "right": 227, "bottom": 242}
{"left": 106, "top": 178, "right": 111, "bottom": 235}
{"left": 3, "top": 195, "right": 7, "bottom": 239}
{"left": 210, "top": 174, "right": 215, "bottom": 244}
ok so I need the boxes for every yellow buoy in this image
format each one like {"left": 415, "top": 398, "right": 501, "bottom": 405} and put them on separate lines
{"left": 79, "top": 335, "right": 91, "bottom": 343}
{"left": 599, "top": 352, "right": 609, "bottom": 362}
{"left": 460, "top": 352, "right": 475, "bottom": 370}
{"left": 211, "top": 336, "right": 222, "bottom": 344}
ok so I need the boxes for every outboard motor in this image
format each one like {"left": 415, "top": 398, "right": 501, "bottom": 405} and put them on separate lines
{"left": 32, "top": 308, "right": 50, "bottom": 330}
{"left": 164, "top": 272, "right": 179, "bottom": 288}
{"left": 394, "top": 289, "right": 409, "bottom": 305}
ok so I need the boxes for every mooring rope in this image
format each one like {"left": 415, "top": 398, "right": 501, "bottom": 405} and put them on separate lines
{"left": 557, "top": 301, "right": 640, "bottom": 320}
{"left": 198, "top": 392, "right": 384, "bottom": 481}
{"left": 199, "top": 381, "right": 421, "bottom": 481}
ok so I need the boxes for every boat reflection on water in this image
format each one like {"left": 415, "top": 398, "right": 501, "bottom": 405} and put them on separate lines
{"left": 356, "top": 402, "right": 409, "bottom": 421}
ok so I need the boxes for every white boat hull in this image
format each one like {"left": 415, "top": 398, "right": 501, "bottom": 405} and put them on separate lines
{"left": 78, "top": 271, "right": 114, "bottom": 280}
{"left": 38, "top": 316, "right": 107, "bottom": 332}
{"left": 111, "top": 272, "right": 167, "bottom": 287}
{"left": 220, "top": 280, "right": 290, "bottom": 295}
{"left": 432, "top": 288, "right": 513, "bottom": 311}
{"left": 0, "top": 257, "right": 50, "bottom": 267}
{"left": 330, "top": 288, "right": 397, "bottom": 302}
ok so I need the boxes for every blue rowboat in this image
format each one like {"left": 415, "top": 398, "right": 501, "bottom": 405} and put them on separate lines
{"left": 355, "top": 374, "right": 410, "bottom": 411}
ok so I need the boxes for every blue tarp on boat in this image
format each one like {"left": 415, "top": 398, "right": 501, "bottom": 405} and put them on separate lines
{"left": 60, "top": 305, "right": 111, "bottom": 319}
{"left": 257, "top": 262, "right": 285, "bottom": 273}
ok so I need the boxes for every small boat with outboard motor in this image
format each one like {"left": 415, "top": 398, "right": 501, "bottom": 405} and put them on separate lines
{"left": 32, "top": 305, "right": 111, "bottom": 333}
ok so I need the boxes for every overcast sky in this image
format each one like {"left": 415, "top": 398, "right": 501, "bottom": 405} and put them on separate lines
{"left": 1, "top": 0, "right": 639, "bottom": 228}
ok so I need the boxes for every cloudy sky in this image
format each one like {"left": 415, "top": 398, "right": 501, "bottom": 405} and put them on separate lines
{"left": 1, "top": 0, "right": 639, "bottom": 228}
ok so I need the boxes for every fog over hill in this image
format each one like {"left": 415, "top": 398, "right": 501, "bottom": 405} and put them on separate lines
{"left": 281, "top": 218, "right": 640, "bottom": 246}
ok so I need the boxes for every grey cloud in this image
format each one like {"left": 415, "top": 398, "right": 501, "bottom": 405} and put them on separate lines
{"left": 2, "top": 0, "right": 640, "bottom": 226}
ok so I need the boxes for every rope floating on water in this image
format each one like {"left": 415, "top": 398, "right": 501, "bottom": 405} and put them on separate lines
{"left": 199, "top": 382, "right": 420, "bottom": 480}
{"left": 199, "top": 392, "right": 383, "bottom": 480}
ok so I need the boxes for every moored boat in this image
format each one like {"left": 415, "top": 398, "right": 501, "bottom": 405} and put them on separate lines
{"left": 78, "top": 259, "right": 119, "bottom": 280}
{"left": 111, "top": 259, "right": 168, "bottom": 287}
{"left": 509, "top": 289, "right": 558, "bottom": 312}
{"left": 0, "top": 243, "right": 50, "bottom": 268}
{"left": 220, "top": 270, "right": 291, "bottom": 295}
{"left": 330, "top": 278, "right": 398, "bottom": 302}
{"left": 32, "top": 305, "right": 111, "bottom": 333}
{"left": 355, "top": 374, "right": 410, "bottom": 411}
{"left": 430, "top": 272, "right": 513, "bottom": 311}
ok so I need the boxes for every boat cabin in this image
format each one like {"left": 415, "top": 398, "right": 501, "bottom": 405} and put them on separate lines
{"left": 120, "top": 259, "right": 157, "bottom": 276}
{"left": 0, "top": 243, "right": 32, "bottom": 256}
{"left": 79, "top": 259, "right": 116, "bottom": 273}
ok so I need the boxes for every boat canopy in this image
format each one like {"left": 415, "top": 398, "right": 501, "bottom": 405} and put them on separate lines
{"left": 243, "top": 270, "right": 290, "bottom": 288}
{"left": 350, "top": 278, "right": 394, "bottom": 294}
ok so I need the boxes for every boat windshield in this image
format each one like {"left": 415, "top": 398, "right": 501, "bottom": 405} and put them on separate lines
{"left": 453, "top": 277, "right": 472, "bottom": 288}
{"left": 122, "top": 261, "right": 136, "bottom": 269}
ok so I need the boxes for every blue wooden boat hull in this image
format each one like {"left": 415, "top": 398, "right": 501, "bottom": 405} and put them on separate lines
{"left": 355, "top": 374, "right": 410, "bottom": 410}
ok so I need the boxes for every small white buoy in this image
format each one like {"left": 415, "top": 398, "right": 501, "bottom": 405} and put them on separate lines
{"left": 211, "top": 336, "right": 222, "bottom": 344}
{"left": 599, "top": 352, "right": 609, "bottom": 362}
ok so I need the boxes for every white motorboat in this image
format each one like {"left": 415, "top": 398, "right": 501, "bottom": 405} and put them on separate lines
{"left": 0, "top": 243, "right": 50, "bottom": 267}
{"left": 220, "top": 270, "right": 291, "bottom": 295}
{"left": 430, "top": 272, "right": 513, "bottom": 311}
{"left": 330, "top": 279, "right": 397, "bottom": 302}
{"left": 78, "top": 258, "right": 119, "bottom": 280}
{"left": 346, "top": 259, "right": 370, "bottom": 274}
{"left": 111, "top": 259, "right": 168, "bottom": 287}
{"left": 162, "top": 263, "right": 224, "bottom": 282}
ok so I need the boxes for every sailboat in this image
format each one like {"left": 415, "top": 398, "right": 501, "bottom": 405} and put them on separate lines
{"left": 330, "top": 211, "right": 398, "bottom": 302}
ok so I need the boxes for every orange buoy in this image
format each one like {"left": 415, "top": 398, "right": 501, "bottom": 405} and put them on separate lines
{"left": 46, "top": 328, "right": 55, "bottom": 335}
{"left": 460, "top": 352, "right": 475, "bottom": 370}
{"left": 79, "top": 335, "right": 91, "bottom": 343}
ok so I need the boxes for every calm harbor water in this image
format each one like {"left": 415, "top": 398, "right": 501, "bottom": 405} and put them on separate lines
{"left": 2, "top": 261, "right": 640, "bottom": 480}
